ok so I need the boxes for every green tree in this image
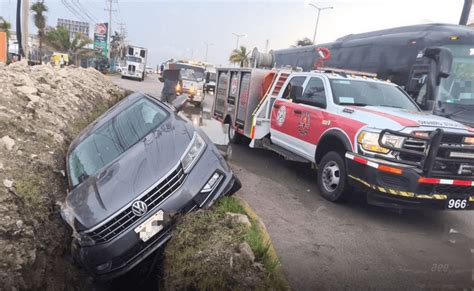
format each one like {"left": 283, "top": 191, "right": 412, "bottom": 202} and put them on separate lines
{"left": 295, "top": 37, "right": 313, "bottom": 47}
{"left": 229, "top": 46, "right": 250, "bottom": 67}
{"left": 31, "top": 0, "right": 48, "bottom": 56}
{"left": 45, "top": 26, "right": 92, "bottom": 65}
{"left": 0, "top": 17, "right": 11, "bottom": 57}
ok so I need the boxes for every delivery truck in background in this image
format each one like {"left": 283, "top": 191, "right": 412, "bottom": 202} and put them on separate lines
{"left": 122, "top": 45, "right": 148, "bottom": 81}
{"left": 252, "top": 23, "right": 474, "bottom": 127}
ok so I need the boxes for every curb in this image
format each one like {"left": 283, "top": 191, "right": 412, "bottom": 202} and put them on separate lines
{"left": 236, "top": 196, "right": 290, "bottom": 290}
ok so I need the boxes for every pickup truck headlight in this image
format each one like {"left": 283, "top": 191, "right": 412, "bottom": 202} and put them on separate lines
{"left": 181, "top": 132, "right": 206, "bottom": 173}
{"left": 357, "top": 131, "right": 404, "bottom": 154}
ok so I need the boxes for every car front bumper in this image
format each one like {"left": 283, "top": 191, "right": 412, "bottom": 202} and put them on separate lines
{"left": 345, "top": 152, "right": 474, "bottom": 210}
{"left": 121, "top": 71, "right": 142, "bottom": 79}
{"left": 73, "top": 144, "right": 240, "bottom": 280}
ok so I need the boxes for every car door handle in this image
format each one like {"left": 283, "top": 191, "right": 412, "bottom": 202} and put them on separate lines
{"left": 273, "top": 104, "right": 281, "bottom": 109}
{"left": 293, "top": 109, "right": 302, "bottom": 114}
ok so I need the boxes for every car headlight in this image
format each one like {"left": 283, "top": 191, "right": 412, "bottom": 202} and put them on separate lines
{"left": 181, "top": 132, "right": 206, "bottom": 173}
{"left": 357, "top": 131, "right": 404, "bottom": 154}
{"left": 189, "top": 87, "right": 196, "bottom": 94}
{"left": 74, "top": 231, "right": 95, "bottom": 247}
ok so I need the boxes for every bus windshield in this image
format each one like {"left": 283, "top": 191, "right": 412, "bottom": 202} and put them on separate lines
{"left": 439, "top": 45, "right": 474, "bottom": 108}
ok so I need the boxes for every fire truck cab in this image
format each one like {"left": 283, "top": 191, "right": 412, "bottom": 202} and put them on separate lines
{"left": 213, "top": 67, "right": 474, "bottom": 210}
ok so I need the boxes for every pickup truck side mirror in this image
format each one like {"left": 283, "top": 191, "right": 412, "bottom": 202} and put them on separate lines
{"left": 289, "top": 85, "right": 303, "bottom": 100}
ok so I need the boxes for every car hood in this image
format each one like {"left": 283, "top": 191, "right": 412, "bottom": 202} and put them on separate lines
{"left": 347, "top": 106, "right": 470, "bottom": 131}
{"left": 66, "top": 116, "right": 193, "bottom": 229}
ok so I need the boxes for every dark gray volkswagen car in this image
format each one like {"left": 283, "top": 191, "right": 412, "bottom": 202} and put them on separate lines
{"left": 61, "top": 92, "right": 240, "bottom": 279}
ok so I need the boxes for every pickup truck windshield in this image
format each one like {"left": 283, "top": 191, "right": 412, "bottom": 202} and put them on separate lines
{"left": 68, "top": 98, "right": 169, "bottom": 187}
{"left": 330, "top": 79, "right": 419, "bottom": 111}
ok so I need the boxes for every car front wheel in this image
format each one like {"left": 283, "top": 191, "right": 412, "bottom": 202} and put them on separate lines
{"left": 317, "top": 151, "right": 351, "bottom": 202}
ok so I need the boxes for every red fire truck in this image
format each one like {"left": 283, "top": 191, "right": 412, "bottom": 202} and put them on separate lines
{"left": 212, "top": 65, "right": 474, "bottom": 210}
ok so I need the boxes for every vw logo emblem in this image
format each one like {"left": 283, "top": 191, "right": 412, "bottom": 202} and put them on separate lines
{"left": 131, "top": 200, "right": 148, "bottom": 217}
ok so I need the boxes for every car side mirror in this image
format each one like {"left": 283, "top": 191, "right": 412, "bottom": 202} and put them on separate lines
{"left": 159, "top": 77, "right": 164, "bottom": 82}
{"left": 289, "top": 85, "right": 303, "bottom": 100}
{"left": 171, "top": 94, "right": 188, "bottom": 112}
{"left": 205, "top": 72, "right": 210, "bottom": 83}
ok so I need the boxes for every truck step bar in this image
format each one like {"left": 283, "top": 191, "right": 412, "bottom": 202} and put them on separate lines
{"left": 261, "top": 138, "right": 309, "bottom": 163}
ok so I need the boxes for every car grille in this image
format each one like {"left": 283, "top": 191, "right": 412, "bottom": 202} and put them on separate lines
{"left": 399, "top": 132, "right": 474, "bottom": 179}
{"left": 128, "top": 65, "right": 136, "bottom": 72}
{"left": 87, "top": 164, "right": 186, "bottom": 244}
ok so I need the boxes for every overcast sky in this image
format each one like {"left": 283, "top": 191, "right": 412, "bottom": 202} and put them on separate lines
{"left": 0, "top": 0, "right": 467, "bottom": 67}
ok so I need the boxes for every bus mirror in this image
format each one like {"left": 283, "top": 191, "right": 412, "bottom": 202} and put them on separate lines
{"left": 423, "top": 47, "right": 453, "bottom": 85}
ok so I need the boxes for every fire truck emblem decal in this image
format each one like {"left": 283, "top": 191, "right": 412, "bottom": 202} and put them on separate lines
{"left": 276, "top": 106, "right": 286, "bottom": 126}
{"left": 297, "top": 112, "right": 311, "bottom": 136}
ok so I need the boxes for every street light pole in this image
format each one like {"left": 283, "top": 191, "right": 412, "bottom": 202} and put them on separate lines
{"left": 204, "top": 42, "right": 214, "bottom": 62}
{"left": 232, "top": 33, "right": 247, "bottom": 49}
{"left": 309, "top": 3, "right": 333, "bottom": 45}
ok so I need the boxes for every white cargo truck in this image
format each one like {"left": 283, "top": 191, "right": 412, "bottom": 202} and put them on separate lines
{"left": 121, "top": 45, "right": 148, "bottom": 81}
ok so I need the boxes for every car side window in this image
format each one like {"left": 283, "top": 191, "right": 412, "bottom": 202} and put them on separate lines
{"left": 300, "top": 77, "right": 327, "bottom": 107}
{"left": 281, "top": 76, "right": 306, "bottom": 99}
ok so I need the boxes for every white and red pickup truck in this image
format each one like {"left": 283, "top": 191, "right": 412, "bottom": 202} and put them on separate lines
{"left": 212, "top": 67, "right": 474, "bottom": 210}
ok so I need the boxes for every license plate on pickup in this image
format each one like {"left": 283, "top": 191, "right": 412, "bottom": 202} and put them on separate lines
{"left": 446, "top": 199, "right": 469, "bottom": 210}
{"left": 134, "top": 210, "right": 164, "bottom": 242}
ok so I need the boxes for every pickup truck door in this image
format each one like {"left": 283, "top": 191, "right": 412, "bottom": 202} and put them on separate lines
{"left": 289, "top": 77, "right": 329, "bottom": 161}
{"left": 270, "top": 76, "right": 307, "bottom": 154}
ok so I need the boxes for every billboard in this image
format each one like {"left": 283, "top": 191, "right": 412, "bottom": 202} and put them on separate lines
{"left": 0, "top": 32, "right": 6, "bottom": 64}
{"left": 94, "top": 23, "right": 108, "bottom": 57}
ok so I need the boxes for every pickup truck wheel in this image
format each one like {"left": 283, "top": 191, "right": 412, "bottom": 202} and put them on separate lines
{"left": 317, "top": 151, "right": 350, "bottom": 202}
{"left": 228, "top": 125, "right": 242, "bottom": 144}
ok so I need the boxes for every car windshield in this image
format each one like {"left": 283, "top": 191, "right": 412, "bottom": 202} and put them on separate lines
{"left": 438, "top": 45, "right": 474, "bottom": 112}
{"left": 330, "top": 79, "right": 419, "bottom": 111}
{"left": 127, "top": 56, "right": 142, "bottom": 63}
{"left": 179, "top": 67, "right": 204, "bottom": 82}
{"left": 68, "top": 98, "right": 169, "bottom": 187}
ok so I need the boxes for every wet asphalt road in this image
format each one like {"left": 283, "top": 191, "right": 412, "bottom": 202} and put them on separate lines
{"left": 109, "top": 74, "right": 474, "bottom": 290}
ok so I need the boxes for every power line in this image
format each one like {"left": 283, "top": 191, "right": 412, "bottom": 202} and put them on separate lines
{"left": 61, "top": 0, "right": 89, "bottom": 22}
{"left": 75, "top": 0, "right": 99, "bottom": 23}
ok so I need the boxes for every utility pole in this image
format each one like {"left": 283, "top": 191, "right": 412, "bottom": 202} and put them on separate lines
{"left": 204, "top": 42, "right": 214, "bottom": 62}
{"left": 16, "top": 0, "right": 23, "bottom": 59}
{"left": 21, "top": 0, "right": 29, "bottom": 58}
{"left": 104, "top": 0, "right": 116, "bottom": 60}
{"left": 232, "top": 33, "right": 247, "bottom": 49}
{"left": 309, "top": 3, "right": 333, "bottom": 44}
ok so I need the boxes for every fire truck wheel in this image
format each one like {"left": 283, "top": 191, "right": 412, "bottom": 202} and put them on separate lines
{"left": 228, "top": 125, "right": 242, "bottom": 144}
{"left": 317, "top": 151, "right": 350, "bottom": 202}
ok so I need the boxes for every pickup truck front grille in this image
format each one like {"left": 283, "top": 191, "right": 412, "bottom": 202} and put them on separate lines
{"left": 87, "top": 164, "right": 186, "bottom": 244}
{"left": 379, "top": 129, "right": 474, "bottom": 179}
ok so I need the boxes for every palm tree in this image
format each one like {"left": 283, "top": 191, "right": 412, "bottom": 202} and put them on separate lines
{"left": 0, "top": 18, "right": 11, "bottom": 56}
{"left": 31, "top": 0, "right": 48, "bottom": 57}
{"left": 295, "top": 37, "right": 313, "bottom": 47}
{"left": 45, "top": 26, "right": 92, "bottom": 65}
{"left": 229, "top": 46, "right": 250, "bottom": 67}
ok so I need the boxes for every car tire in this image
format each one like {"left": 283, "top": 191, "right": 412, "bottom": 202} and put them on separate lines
{"left": 228, "top": 124, "right": 242, "bottom": 144}
{"left": 317, "top": 151, "right": 351, "bottom": 202}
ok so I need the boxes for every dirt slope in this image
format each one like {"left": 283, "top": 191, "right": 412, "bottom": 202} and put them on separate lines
{"left": 0, "top": 61, "right": 126, "bottom": 290}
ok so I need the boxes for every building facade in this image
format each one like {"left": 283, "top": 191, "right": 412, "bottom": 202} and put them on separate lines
{"left": 57, "top": 18, "right": 90, "bottom": 39}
